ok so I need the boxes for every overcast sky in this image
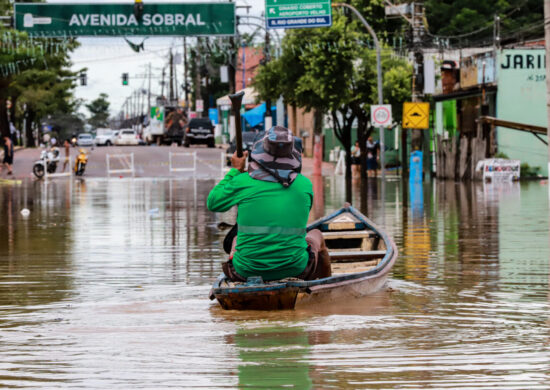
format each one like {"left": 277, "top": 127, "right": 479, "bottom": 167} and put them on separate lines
{"left": 45, "top": 0, "right": 266, "bottom": 117}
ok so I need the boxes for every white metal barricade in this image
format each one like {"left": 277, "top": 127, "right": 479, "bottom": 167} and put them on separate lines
{"left": 169, "top": 151, "right": 196, "bottom": 175}
{"left": 168, "top": 151, "right": 235, "bottom": 178}
{"left": 334, "top": 150, "right": 346, "bottom": 176}
{"left": 195, "top": 152, "right": 233, "bottom": 179}
{"left": 44, "top": 156, "right": 73, "bottom": 180}
{"left": 220, "top": 153, "right": 231, "bottom": 178}
{"left": 106, "top": 153, "right": 135, "bottom": 177}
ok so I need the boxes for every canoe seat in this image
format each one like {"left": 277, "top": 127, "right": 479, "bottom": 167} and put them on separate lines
{"left": 329, "top": 250, "right": 386, "bottom": 263}
{"left": 322, "top": 230, "right": 383, "bottom": 252}
{"left": 221, "top": 277, "right": 303, "bottom": 288}
{"left": 332, "top": 259, "right": 380, "bottom": 274}
{"left": 322, "top": 230, "right": 375, "bottom": 238}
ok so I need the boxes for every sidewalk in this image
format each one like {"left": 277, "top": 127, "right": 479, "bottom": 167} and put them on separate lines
{"left": 0, "top": 145, "right": 24, "bottom": 160}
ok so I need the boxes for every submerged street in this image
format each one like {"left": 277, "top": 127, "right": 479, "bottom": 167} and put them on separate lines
{"left": 1, "top": 0, "right": 550, "bottom": 387}
{"left": 0, "top": 177, "right": 548, "bottom": 388}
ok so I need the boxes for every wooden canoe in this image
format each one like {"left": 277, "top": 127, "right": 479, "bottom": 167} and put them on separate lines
{"left": 209, "top": 204, "right": 398, "bottom": 310}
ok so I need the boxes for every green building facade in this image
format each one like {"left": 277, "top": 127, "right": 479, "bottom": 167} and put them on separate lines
{"left": 496, "top": 49, "right": 548, "bottom": 177}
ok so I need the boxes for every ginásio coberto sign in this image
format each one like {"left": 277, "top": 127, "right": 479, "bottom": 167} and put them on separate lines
{"left": 14, "top": 3, "right": 235, "bottom": 37}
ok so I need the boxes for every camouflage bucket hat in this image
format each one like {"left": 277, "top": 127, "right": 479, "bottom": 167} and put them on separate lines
{"left": 248, "top": 126, "right": 303, "bottom": 187}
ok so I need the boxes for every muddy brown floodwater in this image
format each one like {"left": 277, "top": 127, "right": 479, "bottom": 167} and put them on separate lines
{"left": 0, "top": 176, "right": 549, "bottom": 388}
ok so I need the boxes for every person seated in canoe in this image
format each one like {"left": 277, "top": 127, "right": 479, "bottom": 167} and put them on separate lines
{"left": 207, "top": 126, "right": 332, "bottom": 282}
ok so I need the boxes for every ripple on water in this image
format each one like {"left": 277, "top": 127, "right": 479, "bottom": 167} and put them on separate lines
{"left": 0, "top": 178, "right": 548, "bottom": 388}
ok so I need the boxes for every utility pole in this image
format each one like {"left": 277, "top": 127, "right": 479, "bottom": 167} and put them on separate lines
{"left": 228, "top": 6, "right": 238, "bottom": 94}
{"left": 264, "top": 28, "right": 272, "bottom": 129}
{"left": 160, "top": 67, "right": 166, "bottom": 101}
{"left": 229, "top": 35, "right": 237, "bottom": 94}
{"left": 135, "top": 90, "right": 139, "bottom": 124}
{"left": 169, "top": 50, "right": 175, "bottom": 104}
{"left": 384, "top": 0, "right": 419, "bottom": 179}
{"left": 133, "top": 90, "right": 138, "bottom": 125}
{"left": 487, "top": 14, "right": 500, "bottom": 157}
{"left": 545, "top": 0, "right": 550, "bottom": 182}
{"left": 195, "top": 38, "right": 203, "bottom": 117}
{"left": 406, "top": 1, "right": 425, "bottom": 178}
{"left": 129, "top": 93, "right": 132, "bottom": 122}
{"left": 139, "top": 89, "right": 144, "bottom": 123}
{"left": 241, "top": 41, "right": 246, "bottom": 90}
{"left": 147, "top": 62, "right": 151, "bottom": 119}
{"left": 174, "top": 61, "right": 179, "bottom": 105}
{"left": 183, "top": 38, "right": 189, "bottom": 111}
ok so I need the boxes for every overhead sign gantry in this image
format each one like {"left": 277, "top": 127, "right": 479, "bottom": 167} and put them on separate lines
{"left": 14, "top": 2, "right": 236, "bottom": 37}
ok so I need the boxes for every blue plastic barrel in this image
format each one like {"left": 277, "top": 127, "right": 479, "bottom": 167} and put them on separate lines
{"left": 409, "top": 150, "right": 423, "bottom": 182}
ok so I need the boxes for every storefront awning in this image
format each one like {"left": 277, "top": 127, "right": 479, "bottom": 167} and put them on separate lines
{"left": 216, "top": 87, "right": 258, "bottom": 108}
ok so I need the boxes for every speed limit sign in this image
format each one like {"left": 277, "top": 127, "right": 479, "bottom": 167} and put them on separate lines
{"left": 370, "top": 104, "right": 392, "bottom": 128}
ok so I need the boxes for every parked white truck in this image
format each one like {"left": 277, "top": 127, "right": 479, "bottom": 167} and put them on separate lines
{"left": 144, "top": 106, "right": 187, "bottom": 145}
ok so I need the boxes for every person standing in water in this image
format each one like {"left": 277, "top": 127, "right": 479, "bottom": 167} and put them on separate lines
{"left": 366, "top": 136, "right": 379, "bottom": 178}
{"left": 1, "top": 135, "right": 14, "bottom": 176}
{"left": 62, "top": 139, "right": 71, "bottom": 172}
{"left": 351, "top": 140, "right": 361, "bottom": 177}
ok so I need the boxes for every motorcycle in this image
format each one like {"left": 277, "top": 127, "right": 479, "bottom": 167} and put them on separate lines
{"left": 74, "top": 148, "right": 88, "bottom": 176}
{"left": 32, "top": 147, "right": 60, "bottom": 179}
{"left": 71, "top": 135, "right": 77, "bottom": 147}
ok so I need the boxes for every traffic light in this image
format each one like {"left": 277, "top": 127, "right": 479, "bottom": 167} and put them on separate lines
{"left": 80, "top": 72, "right": 87, "bottom": 86}
{"left": 122, "top": 73, "right": 129, "bottom": 86}
{"left": 414, "top": 52, "right": 424, "bottom": 92}
{"left": 134, "top": 0, "right": 144, "bottom": 20}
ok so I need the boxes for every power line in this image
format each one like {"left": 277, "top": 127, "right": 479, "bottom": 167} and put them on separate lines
{"left": 423, "top": 0, "right": 530, "bottom": 41}
{"left": 424, "top": 23, "right": 494, "bottom": 40}
{"left": 72, "top": 46, "right": 171, "bottom": 64}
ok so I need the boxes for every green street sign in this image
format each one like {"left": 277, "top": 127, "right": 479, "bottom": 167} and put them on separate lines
{"left": 14, "top": 3, "right": 235, "bottom": 37}
{"left": 265, "top": 0, "right": 332, "bottom": 29}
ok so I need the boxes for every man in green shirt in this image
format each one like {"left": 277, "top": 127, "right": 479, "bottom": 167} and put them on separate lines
{"left": 207, "top": 126, "right": 331, "bottom": 282}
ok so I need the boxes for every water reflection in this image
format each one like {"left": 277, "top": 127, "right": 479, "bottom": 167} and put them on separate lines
{"left": 0, "top": 176, "right": 548, "bottom": 388}
{"left": 0, "top": 180, "right": 74, "bottom": 310}
{"left": 232, "top": 327, "right": 312, "bottom": 389}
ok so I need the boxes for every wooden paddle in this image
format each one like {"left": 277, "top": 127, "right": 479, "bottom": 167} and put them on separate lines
{"left": 228, "top": 91, "right": 245, "bottom": 157}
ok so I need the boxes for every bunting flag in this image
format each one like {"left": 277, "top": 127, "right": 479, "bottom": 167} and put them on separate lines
{"left": 123, "top": 36, "right": 147, "bottom": 53}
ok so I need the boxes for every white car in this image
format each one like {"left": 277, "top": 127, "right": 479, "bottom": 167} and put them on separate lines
{"left": 77, "top": 133, "right": 94, "bottom": 147}
{"left": 114, "top": 129, "right": 140, "bottom": 146}
{"left": 94, "top": 130, "right": 116, "bottom": 146}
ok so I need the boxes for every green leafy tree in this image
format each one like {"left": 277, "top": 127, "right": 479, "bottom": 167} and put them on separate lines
{"left": 0, "top": 28, "right": 36, "bottom": 139}
{"left": 255, "top": 10, "right": 411, "bottom": 200}
{"left": 0, "top": 28, "right": 80, "bottom": 144}
{"left": 45, "top": 99, "right": 86, "bottom": 140}
{"left": 1, "top": 0, "right": 80, "bottom": 144}
{"left": 86, "top": 93, "right": 110, "bottom": 129}
{"left": 13, "top": 66, "right": 78, "bottom": 144}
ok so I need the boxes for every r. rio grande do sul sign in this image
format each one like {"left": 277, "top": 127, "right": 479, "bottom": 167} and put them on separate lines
{"left": 14, "top": 3, "right": 235, "bottom": 37}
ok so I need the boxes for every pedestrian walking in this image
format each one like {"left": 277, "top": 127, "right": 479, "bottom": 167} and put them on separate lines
{"left": 366, "top": 136, "right": 379, "bottom": 178}
{"left": 2, "top": 135, "right": 14, "bottom": 175}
